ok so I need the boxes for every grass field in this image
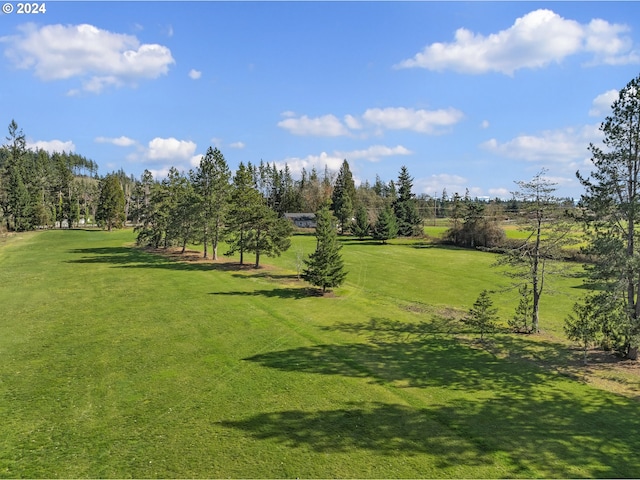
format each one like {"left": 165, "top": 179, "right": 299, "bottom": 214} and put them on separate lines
{"left": 1, "top": 229, "right": 639, "bottom": 478}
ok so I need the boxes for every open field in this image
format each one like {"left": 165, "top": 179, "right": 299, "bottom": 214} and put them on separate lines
{"left": 1, "top": 229, "right": 639, "bottom": 477}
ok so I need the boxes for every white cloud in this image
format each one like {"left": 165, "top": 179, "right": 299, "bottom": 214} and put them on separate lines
{"left": 95, "top": 135, "right": 137, "bottom": 147}
{"left": 336, "top": 145, "right": 412, "bottom": 162}
{"left": 415, "top": 173, "right": 469, "bottom": 195}
{"left": 27, "top": 139, "right": 75, "bottom": 153}
{"left": 589, "top": 89, "right": 618, "bottom": 117}
{"left": 277, "top": 114, "right": 350, "bottom": 137}
{"left": 480, "top": 120, "right": 490, "bottom": 129}
{"left": 278, "top": 107, "right": 464, "bottom": 138}
{"left": 2, "top": 23, "right": 175, "bottom": 93}
{"left": 488, "top": 187, "right": 511, "bottom": 198}
{"left": 229, "top": 141, "right": 245, "bottom": 149}
{"left": 396, "top": 9, "right": 639, "bottom": 75}
{"left": 275, "top": 152, "right": 345, "bottom": 178}
{"left": 190, "top": 154, "right": 204, "bottom": 167}
{"left": 344, "top": 114, "right": 363, "bottom": 130}
{"left": 188, "top": 69, "right": 202, "bottom": 80}
{"left": 147, "top": 137, "right": 197, "bottom": 161}
{"left": 584, "top": 19, "right": 639, "bottom": 65}
{"left": 148, "top": 167, "right": 171, "bottom": 180}
{"left": 362, "top": 107, "right": 464, "bottom": 134}
{"left": 481, "top": 124, "right": 602, "bottom": 163}
{"left": 274, "top": 144, "right": 412, "bottom": 178}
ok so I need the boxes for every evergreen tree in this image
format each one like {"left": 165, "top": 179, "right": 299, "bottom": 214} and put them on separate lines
{"left": 226, "top": 162, "right": 263, "bottom": 265}
{"left": 96, "top": 173, "right": 125, "bottom": 231}
{"left": 372, "top": 205, "right": 398, "bottom": 244}
{"left": 564, "top": 295, "right": 603, "bottom": 365}
{"left": 509, "top": 283, "right": 534, "bottom": 334}
{"left": 7, "top": 164, "right": 31, "bottom": 231}
{"left": 164, "top": 167, "right": 195, "bottom": 252}
{"left": 464, "top": 290, "right": 499, "bottom": 341}
{"left": 246, "top": 204, "right": 293, "bottom": 268}
{"left": 303, "top": 203, "right": 347, "bottom": 293}
{"left": 192, "top": 147, "right": 231, "bottom": 259}
{"left": 393, "top": 166, "right": 422, "bottom": 236}
{"left": 331, "top": 159, "right": 357, "bottom": 234}
{"left": 576, "top": 73, "right": 640, "bottom": 359}
{"left": 134, "top": 170, "right": 163, "bottom": 247}
{"left": 351, "top": 203, "right": 370, "bottom": 239}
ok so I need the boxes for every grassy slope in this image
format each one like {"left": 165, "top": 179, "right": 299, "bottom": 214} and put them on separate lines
{"left": 0, "top": 229, "right": 638, "bottom": 478}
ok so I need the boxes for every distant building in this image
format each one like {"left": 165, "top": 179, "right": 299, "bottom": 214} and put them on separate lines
{"left": 284, "top": 213, "right": 316, "bottom": 229}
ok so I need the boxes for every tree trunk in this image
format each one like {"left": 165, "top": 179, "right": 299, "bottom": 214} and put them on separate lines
{"left": 203, "top": 226, "right": 208, "bottom": 259}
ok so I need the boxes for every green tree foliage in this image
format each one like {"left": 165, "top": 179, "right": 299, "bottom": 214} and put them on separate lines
{"left": 577, "top": 73, "right": 640, "bottom": 359}
{"left": 303, "top": 204, "right": 347, "bottom": 293}
{"left": 96, "top": 173, "right": 125, "bottom": 231}
{"left": 464, "top": 289, "right": 499, "bottom": 341}
{"left": 134, "top": 170, "right": 164, "bottom": 247}
{"left": 0, "top": 120, "right": 99, "bottom": 231}
{"left": 331, "top": 159, "right": 357, "bottom": 234}
{"left": 445, "top": 199, "right": 505, "bottom": 248}
{"left": 192, "top": 147, "right": 231, "bottom": 259}
{"left": 226, "top": 162, "right": 264, "bottom": 265}
{"left": 564, "top": 295, "right": 603, "bottom": 365}
{"left": 393, "top": 166, "right": 422, "bottom": 236}
{"left": 246, "top": 204, "right": 293, "bottom": 268}
{"left": 372, "top": 205, "right": 398, "bottom": 244}
{"left": 163, "top": 167, "right": 195, "bottom": 252}
{"left": 351, "top": 203, "right": 370, "bottom": 239}
{"left": 509, "top": 283, "right": 534, "bottom": 334}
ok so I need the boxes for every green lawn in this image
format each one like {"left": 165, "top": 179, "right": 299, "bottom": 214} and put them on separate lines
{"left": 0, "top": 229, "right": 638, "bottom": 478}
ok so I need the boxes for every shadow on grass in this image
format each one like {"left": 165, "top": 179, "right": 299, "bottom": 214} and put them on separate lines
{"left": 324, "top": 316, "right": 468, "bottom": 340}
{"left": 221, "top": 392, "right": 640, "bottom": 477}
{"left": 245, "top": 333, "right": 551, "bottom": 391}
{"left": 231, "top": 271, "right": 301, "bottom": 281}
{"left": 66, "top": 246, "right": 253, "bottom": 272}
{"left": 238, "top": 318, "right": 640, "bottom": 477}
{"left": 325, "top": 317, "right": 585, "bottom": 374}
{"left": 208, "top": 287, "right": 316, "bottom": 300}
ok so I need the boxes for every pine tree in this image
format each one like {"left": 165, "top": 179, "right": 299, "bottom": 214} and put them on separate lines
{"left": 509, "top": 283, "right": 534, "bottom": 334}
{"left": 246, "top": 204, "right": 293, "bottom": 268}
{"left": 577, "top": 73, "right": 640, "bottom": 359}
{"left": 464, "top": 290, "right": 499, "bottom": 341}
{"left": 372, "top": 205, "right": 398, "bottom": 244}
{"left": 393, "top": 166, "right": 422, "bottom": 236}
{"left": 226, "top": 162, "right": 263, "bottom": 265}
{"left": 192, "top": 147, "right": 231, "bottom": 259}
{"left": 351, "top": 203, "right": 370, "bottom": 239}
{"left": 564, "top": 295, "right": 603, "bottom": 365}
{"left": 96, "top": 173, "right": 125, "bottom": 231}
{"left": 303, "top": 204, "right": 347, "bottom": 293}
{"left": 331, "top": 159, "right": 357, "bottom": 234}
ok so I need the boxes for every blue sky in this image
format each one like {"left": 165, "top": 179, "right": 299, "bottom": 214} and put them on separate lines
{"left": 2, "top": 1, "right": 640, "bottom": 199}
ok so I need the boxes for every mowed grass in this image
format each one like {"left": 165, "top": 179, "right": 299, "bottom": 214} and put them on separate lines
{"left": 1, "top": 229, "right": 639, "bottom": 478}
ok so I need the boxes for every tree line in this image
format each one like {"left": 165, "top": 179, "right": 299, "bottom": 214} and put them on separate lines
{"left": 0, "top": 120, "right": 99, "bottom": 231}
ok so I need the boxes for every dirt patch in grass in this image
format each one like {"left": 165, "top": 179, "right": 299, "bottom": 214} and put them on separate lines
{"left": 143, "top": 246, "right": 267, "bottom": 271}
